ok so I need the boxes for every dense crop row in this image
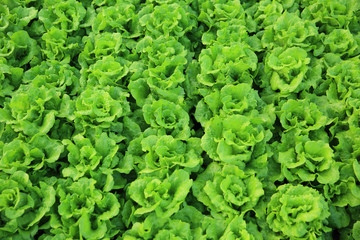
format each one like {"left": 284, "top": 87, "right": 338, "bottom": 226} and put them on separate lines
{"left": 1, "top": 0, "right": 360, "bottom": 239}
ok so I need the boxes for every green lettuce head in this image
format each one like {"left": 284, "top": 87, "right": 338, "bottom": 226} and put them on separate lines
{"left": 265, "top": 47, "right": 310, "bottom": 95}
{"left": 220, "top": 216, "right": 262, "bottom": 240}
{"left": 195, "top": 83, "right": 275, "bottom": 127}
{"left": 192, "top": 163, "right": 264, "bottom": 216}
{"left": 201, "top": 115, "right": 271, "bottom": 165}
{"left": 123, "top": 215, "right": 196, "bottom": 240}
{"left": 7, "top": 30, "right": 40, "bottom": 67}
{"left": 127, "top": 169, "right": 192, "bottom": 218}
{"left": 22, "top": 60, "right": 80, "bottom": 95}
{"left": 323, "top": 29, "right": 359, "bottom": 58}
{"left": 0, "top": 85, "right": 62, "bottom": 137}
{"left": 79, "top": 32, "right": 127, "bottom": 68}
{"left": 0, "top": 33, "right": 14, "bottom": 58}
{"left": 198, "top": 43, "right": 257, "bottom": 88}
{"left": 41, "top": 27, "right": 80, "bottom": 63}
{"left": 267, "top": 184, "right": 331, "bottom": 239}
{"left": 278, "top": 99, "right": 328, "bottom": 134}
{"left": 38, "top": 0, "right": 87, "bottom": 32}
{"left": 0, "top": 57, "right": 23, "bottom": 103}
{"left": 75, "top": 86, "right": 130, "bottom": 130}
{"left": 142, "top": 99, "right": 190, "bottom": 140}
{"left": 278, "top": 135, "right": 339, "bottom": 184}
{"left": 137, "top": 134, "right": 202, "bottom": 173}
{"left": 323, "top": 159, "right": 360, "bottom": 208}
{"left": 92, "top": 1, "right": 141, "bottom": 38}
{"left": 262, "top": 12, "right": 318, "bottom": 50}
{"left": 123, "top": 206, "right": 207, "bottom": 240}
{"left": 129, "top": 36, "right": 188, "bottom": 106}
{"left": 198, "top": 0, "right": 246, "bottom": 28}
{"left": 138, "top": 2, "right": 197, "bottom": 38}
{"left": 1, "top": 134, "right": 64, "bottom": 173}
{"left": 0, "top": 171, "right": 55, "bottom": 239}
{"left": 254, "top": 0, "right": 284, "bottom": 29}
{"left": 61, "top": 132, "right": 130, "bottom": 191}
{"left": 55, "top": 178, "right": 121, "bottom": 239}
{"left": 85, "top": 56, "right": 129, "bottom": 88}
{"left": 7, "top": 4, "right": 38, "bottom": 32}
{"left": 301, "top": 0, "right": 359, "bottom": 33}
{"left": 326, "top": 57, "right": 360, "bottom": 98}
{"left": 0, "top": 5, "right": 10, "bottom": 31}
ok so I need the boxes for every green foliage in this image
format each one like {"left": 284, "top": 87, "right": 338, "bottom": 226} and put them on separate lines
{"left": 1, "top": 0, "right": 360, "bottom": 239}
{"left": 267, "top": 184, "right": 331, "bottom": 239}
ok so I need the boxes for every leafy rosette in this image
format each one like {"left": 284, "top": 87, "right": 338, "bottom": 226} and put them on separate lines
{"left": 6, "top": 30, "right": 41, "bottom": 67}
{"left": 53, "top": 178, "right": 121, "bottom": 239}
{"left": 333, "top": 122, "right": 360, "bottom": 163}
{"left": 122, "top": 212, "right": 201, "bottom": 240}
{"left": 195, "top": 83, "right": 275, "bottom": 127}
{"left": 0, "top": 134, "right": 64, "bottom": 173}
{"left": 202, "top": 19, "right": 262, "bottom": 51}
{"left": 201, "top": 115, "right": 271, "bottom": 166}
{"left": 253, "top": 0, "right": 284, "bottom": 29}
{"left": 83, "top": 56, "right": 130, "bottom": 88}
{"left": 128, "top": 133, "right": 203, "bottom": 175}
{"left": 323, "top": 158, "right": 360, "bottom": 207}
{"left": 129, "top": 36, "right": 188, "bottom": 106}
{"left": 41, "top": 27, "right": 80, "bottom": 63}
{"left": 322, "top": 29, "right": 360, "bottom": 58}
{"left": 127, "top": 169, "right": 193, "bottom": 218}
{"left": 38, "top": 0, "right": 87, "bottom": 33}
{"left": 325, "top": 56, "right": 360, "bottom": 101}
{"left": 327, "top": 126, "right": 360, "bottom": 207}
{"left": 61, "top": 132, "right": 131, "bottom": 191}
{"left": 135, "top": 36, "right": 188, "bottom": 71}
{"left": 299, "top": 89, "right": 348, "bottom": 123}
{"left": 1, "top": 3, "right": 38, "bottom": 33}
{"left": 0, "top": 171, "right": 55, "bottom": 239}
{"left": 138, "top": 2, "right": 197, "bottom": 39}
{"left": 0, "top": 85, "right": 62, "bottom": 137}
{"left": 276, "top": 134, "right": 339, "bottom": 184}
{"left": 267, "top": 184, "right": 331, "bottom": 239}
{"left": 301, "top": 0, "right": 359, "bottom": 33}
{"left": 197, "top": 42, "right": 257, "bottom": 88}
{"left": 122, "top": 205, "right": 211, "bottom": 240}
{"left": 262, "top": 12, "right": 318, "bottom": 50}
{"left": 219, "top": 216, "right": 262, "bottom": 240}
{"left": 349, "top": 108, "right": 360, "bottom": 133}
{"left": 142, "top": 99, "right": 190, "bottom": 140}
{"left": 0, "top": 57, "right": 23, "bottom": 103}
{"left": 74, "top": 86, "right": 130, "bottom": 130}
{"left": 278, "top": 99, "right": 328, "bottom": 134}
{"left": 0, "top": 5, "right": 10, "bottom": 32}
{"left": 128, "top": 219, "right": 194, "bottom": 240}
{"left": 0, "top": 33, "right": 14, "bottom": 58}
{"left": 78, "top": 32, "right": 129, "bottom": 69}
{"left": 22, "top": 60, "right": 80, "bottom": 95}
{"left": 262, "top": 47, "right": 320, "bottom": 96}
{"left": 123, "top": 207, "right": 262, "bottom": 240}
{"left": 193, "top": 163, "right": 264, "bottom": 216}
{"left": 197, "top": 0, "right": 246, "bottom": 28}
{"left": 92, "top": 1, "right": 142, "bottom": 38}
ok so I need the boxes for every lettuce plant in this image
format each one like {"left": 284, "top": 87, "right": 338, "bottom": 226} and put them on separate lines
{"left": 267, "top": 184, "right": 331, "bottom": 239}
{"left": 193, "top": 163, "right": 264, "bottom": 215}
{"left": 0, "top": 171, "right": 55, "bottom": 239}
{"left": 127, "top": 169, "right": 192, "bottom": 218}
{"left": 201, "top": 114, "right": 271, "bottom": 166}
{"left": 142, "top": 99, "right": 190, "bottom": 139}
{"left": 1, "top": 0, "right": 360, "bottom": 239}
{"left": 277, "top": 134, "right": 339, "bottom": 184}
